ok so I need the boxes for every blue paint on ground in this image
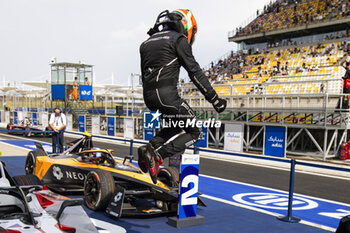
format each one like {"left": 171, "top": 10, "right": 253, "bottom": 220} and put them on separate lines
{"left": 0, "top": 156, "right": 336, "bottom": 233}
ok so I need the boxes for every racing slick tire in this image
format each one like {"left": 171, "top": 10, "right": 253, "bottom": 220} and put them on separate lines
{"left": 84, "top": 170, "right": 115, "bottom": 211}
{"left": 12, "top": 174, "right": 42, "bottom": 186}
{"left": 158, "top": 167, "right": 179, "bottom": 188}
{"left": 25, "top": 151, "right": 39, "bottom": 175}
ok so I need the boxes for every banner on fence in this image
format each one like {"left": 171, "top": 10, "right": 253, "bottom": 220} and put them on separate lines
{"left": 32, "top": 113, "right": 38, "bottom": 126}
{"left": 107, "top": 117, "right": 115, "bottom": 136}
{"left": 194, "top": 126, "right": 208, "bottom": 148}
{"left": 144, "top": 128, "right": 154, "bottom": 141}
{"left": 124, "top": 118, "right": 134, "bottom": 139}
{"left": 92, "top": 115, "right": 100, "bottom": 135}
{"left": 224, "top": 123, "right": 244, "bottom": 152}
{"left": 5, "top": 111, "right": 9, "bottom": 124}
{"left": 78, "top": 115, "right": 85, "bottom": 132}
{"left": 264, "top": 126, "right": 286, "bottom": 157}
{"left": 66, "top": 114, "right": 73, "bottom": 131}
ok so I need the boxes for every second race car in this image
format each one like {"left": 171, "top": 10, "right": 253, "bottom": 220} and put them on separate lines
{"left": 0, "top": 160, "right": 98, "bottom": 233}
{"left": 7, "top": 117, "right": 51, "bottom": 137}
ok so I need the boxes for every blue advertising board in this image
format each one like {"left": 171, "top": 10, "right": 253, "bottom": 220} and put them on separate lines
{"left": 51, "top": 84, "right": 65, "bottom": 100}
{"left": 144, "top": 128, "right": 154, "bottom": 141}
{"left": 32, "top": 113, "right": 37, "bottom": 125}
{"left": 106, "top": 109, "right": 116, "bottom": 115}
{"left": 14, "top": 112, "right": 18, "bottom": 124}
{"left": 178, "top": 154, "right": 200, "bottom": 219}
{"left": 107, "top": 117, "right": 115, "bottom": 136}
{"left": 264, "top": 126, "right": 286, "bottom": 157}
{"left": 80, "top": 85, "right": 92, "bottom": 100}
{"left": 194, "top": 126, "right": 208, "bottom": 148}
{"left": 78, "top": 115, "right": 85, "bottom": 132}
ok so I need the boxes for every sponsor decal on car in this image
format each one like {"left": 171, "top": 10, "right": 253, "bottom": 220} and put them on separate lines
{"left": 53, "top": 166, "right": 63, "bottom": 180}
{"left": 52, "top": 166, "right": 87, "bottom": 181}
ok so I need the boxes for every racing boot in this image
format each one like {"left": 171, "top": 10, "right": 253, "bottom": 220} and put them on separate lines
{"left": 145, "top": 143, "right": 163, "bottom": 184}
{"left": 137, "top": 145, "right": 148, "bottom": 173}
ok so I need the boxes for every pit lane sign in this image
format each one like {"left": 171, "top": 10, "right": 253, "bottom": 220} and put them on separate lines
{"left": 178, "top": 154, "right": 200, "bottom": 219}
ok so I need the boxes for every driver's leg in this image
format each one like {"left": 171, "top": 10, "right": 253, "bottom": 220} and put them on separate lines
{"left": 144, "top": 101, "right": 202, "bottom": 184}
{"left": 138, "top": 119, "right": 182, "bottom": 173}
{"left": 156, "top": 101, "right": 202, "bottom": 158}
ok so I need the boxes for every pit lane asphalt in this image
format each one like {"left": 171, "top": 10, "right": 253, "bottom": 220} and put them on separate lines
{"left": 1, "top": 132, "right": 349, "bottom": 204}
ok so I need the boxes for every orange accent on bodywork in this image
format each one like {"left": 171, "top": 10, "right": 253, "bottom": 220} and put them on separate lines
{"left": 34, "top": 156, "right": 170, "bottom": 190}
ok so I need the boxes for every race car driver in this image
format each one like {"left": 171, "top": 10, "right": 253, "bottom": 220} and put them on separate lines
{"left": 139, "top": 9, "right": 226, "bottom": 184}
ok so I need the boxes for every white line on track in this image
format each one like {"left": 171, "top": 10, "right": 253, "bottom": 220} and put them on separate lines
{"left": 201, "top": 194, "right": 336, "bottom": 232}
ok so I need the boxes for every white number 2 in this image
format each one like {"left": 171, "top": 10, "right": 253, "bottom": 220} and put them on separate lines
{"left": 181, "top": 175, "right": 198, "bottom": 206}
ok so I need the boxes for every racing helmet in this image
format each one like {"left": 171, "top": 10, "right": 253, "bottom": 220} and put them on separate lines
{"left": 89, "top": 147, "right": 102, "bottom": 163}
{"left": 172, "top": 9, "right": 197, "bottom": 45}
{"left": 147, "top": 9, "right": 198, "bottom": 45}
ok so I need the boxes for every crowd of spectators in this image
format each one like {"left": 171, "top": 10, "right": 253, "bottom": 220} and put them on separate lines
{"left": 204, "top": 40, "right": 348, "bottom": 84}
{"left": 267, "top": 30, "right": 350, "bottom": 49}
{"left": 205, "top": 51, "right": 248, "bottom": 82}
{"left": 234, "top": 0, "right": 350, "bottom": 37}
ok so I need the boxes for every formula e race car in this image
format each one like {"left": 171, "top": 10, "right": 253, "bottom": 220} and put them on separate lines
{"left": 24, "top": 133, "right": 203, "bottom": 217}
{"left": 0, "top": 160, "right": 98, "bottom": 233}
{"left": 6, "top": 119, "right": 51, "bottom": 137}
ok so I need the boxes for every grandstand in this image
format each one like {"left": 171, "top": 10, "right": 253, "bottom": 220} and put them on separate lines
{"left": 205, "top": 41, "right": 345, "bottom": 96}
{"left": 181, "top": 0, "right": 350, "bottom": 160}
{"left": 232, "top": 0, "right": 350, "bottom": 37}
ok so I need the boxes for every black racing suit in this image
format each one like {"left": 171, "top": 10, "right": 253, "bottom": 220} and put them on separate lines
{"left": 140, "top": 29, "right": 219, "bottom": 159}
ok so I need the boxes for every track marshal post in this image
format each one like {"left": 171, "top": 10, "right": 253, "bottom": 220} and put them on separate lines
{"left": 168, "top": 153, "right": 205, "bottom": 228}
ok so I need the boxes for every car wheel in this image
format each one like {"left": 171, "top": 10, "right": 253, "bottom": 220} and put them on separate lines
{"left": 25, "top": 151, "right": 38, "bottom": 175}
{"left": 84, "top": 170, "right": 115, "bottom": 211}
{"left": 12, "top": 174, "right": 42, "bottom": 186}
{"left": 158, "top": 167, "right": 179, "bottom": 188}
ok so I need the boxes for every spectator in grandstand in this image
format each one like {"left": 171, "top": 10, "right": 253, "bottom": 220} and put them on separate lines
{"left": 258, "top": 66, "right": 263, "bottom": 77}
{"left": 49, "top": 108, "right": 66, "bottom": 153}
{"left": 139, "top": 9, "right": 226, "bottom": 184}
{"left": 320, "top": 83, "right": 325, "bottom": 93}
